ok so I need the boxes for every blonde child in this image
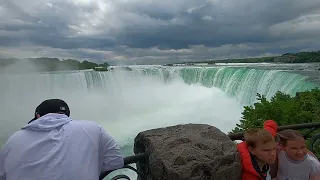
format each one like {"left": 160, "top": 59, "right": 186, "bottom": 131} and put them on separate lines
{"left": 237, "top": 120, "right": 278, "bottom": 180}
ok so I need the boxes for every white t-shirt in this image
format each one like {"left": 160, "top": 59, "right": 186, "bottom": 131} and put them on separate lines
{"left": 276, "top": 150, "right": 320, "bottom": 180}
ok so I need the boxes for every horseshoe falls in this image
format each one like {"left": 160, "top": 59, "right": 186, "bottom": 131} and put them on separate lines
{"left": 0, "top": 65, "right": 318, "bottom": 179}
{"left": 135, "top": 66, "right": 318, "bottom": 105}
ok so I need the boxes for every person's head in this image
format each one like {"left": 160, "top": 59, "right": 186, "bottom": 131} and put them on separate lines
{"left": 277, "top": 129, "right": 307, "bottom": 161}
{"left": 244, "top": 128, "right": 277, "bottom": 164}
{"left": 28, "top": 99, "right": 70, "bottom": 124}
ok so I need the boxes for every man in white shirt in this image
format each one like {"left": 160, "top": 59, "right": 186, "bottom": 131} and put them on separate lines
{"left": 0, "top": 99, "right": 124, "bottom": 180}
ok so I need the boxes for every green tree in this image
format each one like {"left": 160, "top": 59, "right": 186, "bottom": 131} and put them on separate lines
{"left": 0, "top": 57, "right": 110, "bottom": 72}
{"left": 231, "top": 88, "right": 320, "bottom": 133}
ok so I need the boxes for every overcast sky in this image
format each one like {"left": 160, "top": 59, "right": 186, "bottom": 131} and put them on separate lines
{"left": 0, "top": 0, "right": 320, "bottom": 64}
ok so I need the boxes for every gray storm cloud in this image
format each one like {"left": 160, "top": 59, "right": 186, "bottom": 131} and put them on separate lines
{"left": 0, "top": 0, "right": 320, "bottom": 64}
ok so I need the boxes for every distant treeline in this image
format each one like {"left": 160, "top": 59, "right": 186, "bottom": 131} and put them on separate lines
{"left": 1, "top": 51, "right": 320, "bottom": 72}
{"left": 276, "top": 51, "right": 320, "bottom": 63}
{"left": 0, "top": 57, "right": 109, "bottom": 72}
{"left": 174, "top": 51, "right": 320, "bottom": 65}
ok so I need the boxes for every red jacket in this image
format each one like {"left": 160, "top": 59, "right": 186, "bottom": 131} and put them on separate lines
{"left": 237, "top": 120, "right": 278, "bottom": 180}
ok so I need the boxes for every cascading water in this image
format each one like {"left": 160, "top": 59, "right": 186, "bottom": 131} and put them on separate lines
{"left": 134, "top": 66, "right": 318, "bottom": 105}
{"left": 0, "top": 65, "right": 319, "bottom": 179}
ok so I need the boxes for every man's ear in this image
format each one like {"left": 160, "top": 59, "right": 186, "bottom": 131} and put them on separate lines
{"left": 36, "top": 114, "right": 40, "bottom": 118}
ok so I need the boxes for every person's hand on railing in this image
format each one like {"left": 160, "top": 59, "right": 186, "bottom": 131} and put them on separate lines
{"left": 99, "top": 153, "right": 148, "bottom": 180}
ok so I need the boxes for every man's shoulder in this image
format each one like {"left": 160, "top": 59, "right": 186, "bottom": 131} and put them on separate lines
{"left": 72, "top": 119, "right": 99, "bottom": 125}
{"left": 70, "top": 120, "right": 106, "bottom": 135}
{"left": 6, "top": 129, "right": 26, "bottom": 142}
{"left": 71, "top": 119, "right": 102, "bottom": 128}
{"left": 1, "top": 130, "right": 26, "bottom": 152}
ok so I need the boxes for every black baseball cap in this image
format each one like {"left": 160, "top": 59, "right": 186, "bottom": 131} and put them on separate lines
{"left": 28, "top": 99, "right": 70, "bottom": 124}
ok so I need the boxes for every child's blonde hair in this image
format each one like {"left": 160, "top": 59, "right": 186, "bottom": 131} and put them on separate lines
{"left": 244, "top": 128, "right": 274, "bottom": 148}
{"left": 277, "top": 129, "right": 304, "bottom": 146}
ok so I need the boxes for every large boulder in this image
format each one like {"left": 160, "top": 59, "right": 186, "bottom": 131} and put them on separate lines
{"left": 133, "top": 124, "right": 241, "bottom": 180}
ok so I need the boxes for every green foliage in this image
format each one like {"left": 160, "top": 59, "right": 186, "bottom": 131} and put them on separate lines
{"left": 207, "top": 56, "right": 276, "bottom": 64}
{"left": 289, "top": 51, "right": 320, "bottom": 63}
{"left": 231, "top": 88, "right": 320, "bottom": 133}
{"left": 0, "top": 57, "right": 110, "bottom": 72}
{"left": 176, "top": 50, "right": 320, "bottom": 64}
{"left": 79, "top": 60, "right": 100, "bottom": 70}
{"left": 192, "top": 56, "right": 276, "bottom": 64}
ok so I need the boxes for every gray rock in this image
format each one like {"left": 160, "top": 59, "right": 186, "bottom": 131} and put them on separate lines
{"left": 133, "top": 123, "right": 241, "bottom": 180}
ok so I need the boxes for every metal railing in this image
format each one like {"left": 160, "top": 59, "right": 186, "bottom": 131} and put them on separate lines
{"left": 99, "top": 122, "right": 320, "bottom": 180}
{"left": 99, "top": 153, "right": 148, "bottom": 180}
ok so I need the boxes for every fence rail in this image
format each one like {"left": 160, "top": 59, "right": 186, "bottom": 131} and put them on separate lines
{"left": 227, "top": 122, "right": 320, "bottom": 140}
{"left": 100, "top": 122, "right": 320, "bottom": 180}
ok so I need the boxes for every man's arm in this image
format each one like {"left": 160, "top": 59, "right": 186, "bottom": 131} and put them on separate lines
{"left": 99, "top": 126, "right": 124, "bottom": 172}
{"left": 0, "top": 148, "right": 5, "bottom": 180}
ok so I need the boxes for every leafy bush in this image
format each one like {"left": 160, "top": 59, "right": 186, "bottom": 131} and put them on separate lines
{"left": 231, "top": 88, "right": 320, "bottom": 133}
